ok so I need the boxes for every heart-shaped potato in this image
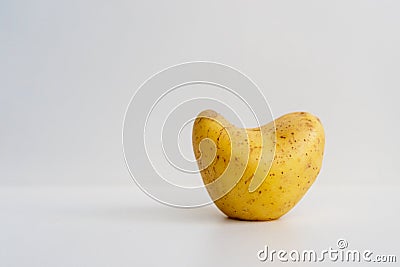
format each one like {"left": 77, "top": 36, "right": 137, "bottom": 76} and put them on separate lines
{"left": 192, "top": 110, "right": 325, "bottom": 220}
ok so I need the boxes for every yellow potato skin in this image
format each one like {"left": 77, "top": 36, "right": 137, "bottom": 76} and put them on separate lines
{"left": 192, "top": 110, "right": 325, "bottom": 221}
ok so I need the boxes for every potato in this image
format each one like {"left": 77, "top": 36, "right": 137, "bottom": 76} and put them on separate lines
{"left": 192, "top": 110, "right": 325, "bottom": 220}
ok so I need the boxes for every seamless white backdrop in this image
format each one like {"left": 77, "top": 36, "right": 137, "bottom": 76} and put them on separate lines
{"left": 1, "top": 2, "right": 400, "bottom": 267}
{"left": 1, "top": 0, "right": 399, "bottom": 186}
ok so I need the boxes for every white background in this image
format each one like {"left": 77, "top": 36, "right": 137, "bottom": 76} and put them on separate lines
{"left": 1, "top": 0, "right": 399, "bottom": 266}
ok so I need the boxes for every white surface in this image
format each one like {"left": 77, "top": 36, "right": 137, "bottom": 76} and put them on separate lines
{"left": 1, "top": 1, "right": 399, "bottom": 266}
{"left": 1, "top": 184, "right": 398, "bottom": 267}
